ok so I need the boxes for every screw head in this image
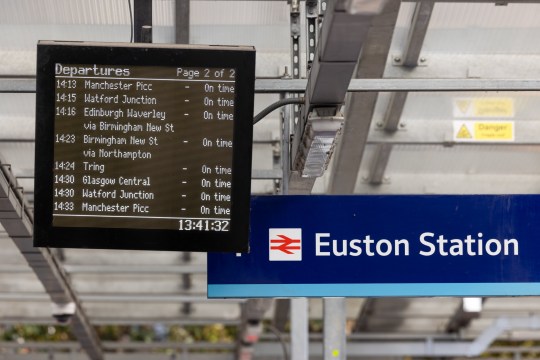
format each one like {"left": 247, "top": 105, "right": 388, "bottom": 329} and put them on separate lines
{"left": 394, "top": 56, "right": 401, "bottom": 62}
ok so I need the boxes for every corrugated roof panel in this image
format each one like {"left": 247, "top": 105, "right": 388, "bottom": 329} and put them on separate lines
{"left": 0, "top": 0, "right": 130, "bottom": 25}
{"left": 430, "top": 3, "right": 540, "bottom": 29}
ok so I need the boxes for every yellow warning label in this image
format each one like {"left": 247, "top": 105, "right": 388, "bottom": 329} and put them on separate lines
{"left": 474, "top": 122, "right": 513, "bottom": 140}
{"left": 453, "top": 121, "right": 514, "bottom": 142}
{"left": 473, "top": 98, "right": 514, "bottom": 117}
{"left": 453, "top": 98, "right": 514, "bottom": 118}
{"left": 456, "top": 124, "right": 473, "bottom": 139}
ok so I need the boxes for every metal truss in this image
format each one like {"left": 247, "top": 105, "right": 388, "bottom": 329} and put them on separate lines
{"left": 367, "top": 0, "right": 433, "bottom": 184}
{"left": 0, "top": 160, "right": 104, "bottom": 360}
{"left": 8, "top": 77, "right": 540, "bottom": 94}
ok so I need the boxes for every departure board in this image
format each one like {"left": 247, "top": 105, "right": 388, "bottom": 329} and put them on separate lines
{"left": 34, "top": 41, "right": 255, "bottom": 252}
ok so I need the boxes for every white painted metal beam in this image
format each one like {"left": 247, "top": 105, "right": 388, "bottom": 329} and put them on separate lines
{"left": 328, "top": 0, "right": 401, "bottom": 194}
{"left": 0, "top": 159, "right": 104, "bottom": 360}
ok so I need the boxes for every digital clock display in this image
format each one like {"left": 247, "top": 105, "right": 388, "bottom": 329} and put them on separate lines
{"left": 178, "top": 219, "right": 230, "bottom": 232}
{"left": 34, "top": 41, "right": 255, "bottom": 252}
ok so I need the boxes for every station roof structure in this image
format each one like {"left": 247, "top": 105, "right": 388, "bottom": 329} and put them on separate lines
{"left": 2, "top": 0, "right": 540, "bottom": 359}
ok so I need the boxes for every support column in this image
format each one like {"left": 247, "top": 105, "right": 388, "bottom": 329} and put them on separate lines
{"left": 175, "top": 0, "right": 190, "bottom": 44}
{"left": 324, "top": 298, "right": 346, "bottom": 360}
{"left": 291, "top": 298, "right": 309, "bottom": 360}
{"left": 134, "top": 0, "right": 152, "bottom": 43}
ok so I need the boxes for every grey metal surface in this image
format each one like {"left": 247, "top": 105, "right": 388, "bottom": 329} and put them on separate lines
{"left": 324, "top": 298, "right": 346, "bottom": 360}
{"left": 175, "top": 0, "right": 190, "bottom": 44}
{"left": 402, "top": 1, "right": 434, "bottom": 67}
{"left": 134, "top": 0, "right": 153, "bottom": 43}
{"left": 10, "top": 77, "right": 540, "bottom": 94}
{"left": 0, "top": 162, "right": 104, "bottom": 360}
{"left": 291, "top": 0, "right": 391, "bottom": 186}
{"left": 291, "top": 298, "right": 309, "bottom": 360}
{"left": 328, "top": 0, "right": 400, "bottom": 194}
{"left": 367, "top": 91, "right": 407, "bottom": 184}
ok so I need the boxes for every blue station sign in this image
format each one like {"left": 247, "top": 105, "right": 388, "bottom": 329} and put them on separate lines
{"left": 207, "top": 195, "right": 540, "bottom": 298}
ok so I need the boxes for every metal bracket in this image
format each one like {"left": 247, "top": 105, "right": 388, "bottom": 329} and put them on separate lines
{"left": 392, "top": 54, "right": 429, "bottom": 67}
{"left": 306, "top": 0, "right": 319, "bottom": 71}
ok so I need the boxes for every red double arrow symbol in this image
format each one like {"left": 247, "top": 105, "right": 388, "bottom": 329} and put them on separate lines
{"left": 270, "top": 235, "right": 301, "bottom": 254}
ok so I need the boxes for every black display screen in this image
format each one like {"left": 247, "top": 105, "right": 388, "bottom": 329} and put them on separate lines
{"left": 34, "top": 41, "right": 255, "bottom": 252}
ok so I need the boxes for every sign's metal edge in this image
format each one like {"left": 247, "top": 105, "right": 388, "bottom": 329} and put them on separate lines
{"left": 208, "top": 283, "right": 540, "bottom": 298}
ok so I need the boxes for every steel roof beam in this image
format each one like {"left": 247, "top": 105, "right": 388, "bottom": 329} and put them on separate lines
{"left": 175, "top": 0, "right": 190, "bottom": 44}
{"left": 368, "top": 1, "right": 433, "bottom": 184}
{"left": 353, "top": 298, "right": 376, "bottom": 332}
{"left": 11, "top": 77, "right": 540, "bottom": 93}
{"left": 273, "top": 299, "right": 290, "bottom": 331}
{"left": 63, "top": 264, "right": 207, "bottom": 274}
{"left": 327, "top": 0, "right": 401, "bottom": 194}
{"left": 0, "top": 292, "right": 245, "bottom": 303}
{"left": 289, "top": 0, "right": 394, "bottom": 191}
{"left": 0, "top": 160, "right": 104, "bottom": 360}
{"left": 367, "top": 91, "right": 407, "bottom": 184}
{"left": 402, "top": 1, "right": 434, "bottom": 68}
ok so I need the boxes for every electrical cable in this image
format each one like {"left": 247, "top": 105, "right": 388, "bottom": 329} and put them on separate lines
{"left": 127, "top": 0, "right": 134, "bottom": 43}
{"left": 253, "top": 97, "right": 305, "bottom": 125}
{"left": 265, "top": 324, "right": 289, "bottom": 360}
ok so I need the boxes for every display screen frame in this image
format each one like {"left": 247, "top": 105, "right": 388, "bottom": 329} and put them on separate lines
{"left": 34, "top": 41, "right": 255, "bottom": 252}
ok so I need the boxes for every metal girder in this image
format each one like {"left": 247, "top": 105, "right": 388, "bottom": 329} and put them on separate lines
{"left": 367, "top": 143, "right": 393, "bottom": 184}
{"left": 299, "top": 0, "right": 378, "bottom": 113}
{"left": 324, "top": 298, "right": 346, "bottom": 360}
{"left": 245, "top": 77, "right": 540, "bottom": 92}
{"left": 0, "top": 77, "right": 35, "bottom": 93}
{"left": 367, "top": 91, "right": 407, "bottom": 184}
{"left": 10, "top": 77, "right": 540, "bottom": 93}
{"left": 401, "top": 1, "right": 434, "bottom": 68}
{"left": 291, "top": 298, "right": 309, "bottom": 360}
{"left": 273, "top": 299, "right": 290, "bottom": 331}
{"left": 328, "top": 0, "right": 401, "bottom": 194}
{"left": 134, "top": 0, "right": 153, "bottom": 43}
{"left": 367, "top": 0, "right": 433, "bottom": 184}
{"left": 290, "top": 0, "right": 392, "bottom": 191}
{"left": 286, "top": 0, "right": 314, "bottom": 193}
{"left": 0, "top": 161, "right": 104, "bottom": 360}
{"left": 175, "top": 0, "right": 190, "bottom": 44}
{"left": 63, "top": 264, "right": 206, "bottom": 274}
{"left": 81, "top": 294, "right": 243, "bottom": 303}
{"left": 353, "top": 298, "right": 376, "bottom": 332}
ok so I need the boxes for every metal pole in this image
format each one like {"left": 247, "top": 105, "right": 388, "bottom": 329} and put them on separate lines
{"left": 291, "top": 298, "right": 309, "bottom": 360}
{"left": 175, "top": 0, "right": 190, "bottom": 44}
{"left": 281, "top": 93, "right": 291, "bottom": 195}
{"left": 134, "top": 0, "right": 152, "bottom": 43}
{"left": 324, "top": 298, "right": 346, "bottom": 360}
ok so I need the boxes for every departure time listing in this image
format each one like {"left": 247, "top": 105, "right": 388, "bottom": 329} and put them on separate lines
{"left": 52, "top": 64, "right": 237, "bottom": 231}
